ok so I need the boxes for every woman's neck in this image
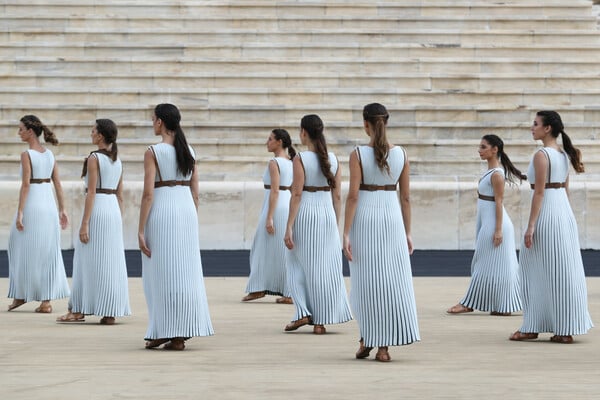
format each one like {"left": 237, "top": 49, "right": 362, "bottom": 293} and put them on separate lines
{"left": 541, "top": 135, "right": 559, "bottom": 149}
{"left": 27, "top": 137, "right": 44, "bottom": 152}
{"left": 161, "top": 132, "right": 175, "bottom": 145}
{"left": 273, "top": 149, "right": 288, "bottom": 159}
{"left": 486, "top": 158, "right": 500, "bottom": 170}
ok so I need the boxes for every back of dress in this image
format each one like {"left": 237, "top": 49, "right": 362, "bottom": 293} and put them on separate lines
{"left": 86, "top": 153, "right": 122, "bottom": 190}
{"left": 27, "top": 149, "right": 54, "bottom": 180}
{"left": 300, "top": 151, "right": 338, "bottom": 186}
{"left": 357, "top": 146, "right": 404, "bottom": 185}
{"left": 151, "top": 143, "right": 194, "bottom": 182}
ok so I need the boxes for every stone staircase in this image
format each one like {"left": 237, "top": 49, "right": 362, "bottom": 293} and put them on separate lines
{"left": 1, "top": 0, "right": 599, "bottom": 249}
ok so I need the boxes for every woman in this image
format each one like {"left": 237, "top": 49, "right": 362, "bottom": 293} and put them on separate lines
{"left": 510, "top": 110, "right": 593, "bottom": 343}
{"left": 56, "top": 119, "right": 131, "bottom": 324}
{"left": 343, "top": 103, "right": 419, "bottom": 362}
{"left": 7, "top": 115, "right": 70, "bottom": 313}
{"left": 283, "top": 114, "right": 352, "bottom": 335}
{"left": 139, "top": 103, "right": 214, "bottom": 350}
{"left": 243, "top": 129, "right": 295, "bottom": 304}
{"left": 447, "top": 134, "right": 523, "bottom": 316}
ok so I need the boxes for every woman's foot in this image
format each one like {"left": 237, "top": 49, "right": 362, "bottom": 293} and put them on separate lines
{"left": 375, "top": 347, "right": 391, "bottom": 362}
{"left": 355, "top": 339, "right": 373, "bottom": 359}
{"left": 241, "top": 291, "right": 266, "bottom": 302}
{"left": 145, "top": 338, "right": 170, "bottom": 349}
{"left": 446, "top": 304, "right": 473, "bottom": 314}
{"left": 275, "top": 296, "right": 293, "bottom": 304}
{"left": 550, "top": 335, "right": 573, "bottom": 344}
{"left": 34, "top": 301, "right": 52, "bottom": 314}
{"left": 490, "top": 311, "right": 511, "bottom": 316}
{"left": 56, "top": 312, "right": 85, "bottom": 323}
{"left": 313, "top": 325, "right": 326, "bottom": 335}
{"left": 284, "top": 316, "right": 311, "bottom": 331}
{"left": 164, "top": 338, "right": 185, "bottom": 351}
{"left": 509, "top": 331, "right": 539, "bottom": 341}
{"left": 99, "top": 317, "right": 115, "bottom": 325}
{"left": 8, "top": 299, "right": 26, "bottom": 311}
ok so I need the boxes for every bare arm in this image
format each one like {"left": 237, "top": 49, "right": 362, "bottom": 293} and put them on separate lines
{"left": 190, "top": 162, "right": 200, "bottom": 210}
{"left": 51, "top": 160, "right": 69, "bottom": 230}
{"left": 266, "top": 160, "right": 280, "bottom": 235}
{"left": 331, "top": 159, "right": 342, "bottom": 225}
{"left": 284, "top": 156, "right": 304, "bottom": 250}
{"left": 15, "top": 152, "right": 31, "bottom": 231}
{"left": 138, "top": 149, "right": 156, "bottom": 257}
{"left": 79, "top": 156, "right": 98, "bottom": 244}
{"left": 342, "top": 151, "right": 361, "bottom": 261}
{"left": 399, "top": 155, "right": 413, "bottom": 254}
{"left": 116, "top": 174, "right": 124, "bottom": 215}
{"left": 524, "top": 151, "right": 547, "bottom": 249}
{"left": 491, "top": 171, "right": 505, "bottom": 248}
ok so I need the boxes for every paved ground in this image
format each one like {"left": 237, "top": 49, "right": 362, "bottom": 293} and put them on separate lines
{"left": 0, "top": 277, "right": 598, "bottom": 400}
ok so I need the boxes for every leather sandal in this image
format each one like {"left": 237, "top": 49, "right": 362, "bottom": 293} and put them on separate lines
{"left": 313, "top": 325, "right": 326, "bottom": 335}
{"left": 34, "top": 303, "right": 52, "bottom": 313}
{"left": 284, "top": 316, "right": 311, "bottom": 331}
{"left": 56, "top": 312, "right": 85, "bottom": 323}
{"left": 242, "top": 291, "right": 266, "bottom": 302}
{"left": 355, "top": 339, "right": 373, "bottom": 359}
{"left": 490, "top": 311, "right": 511, "bottom": 316}
{"left": 164, "top": 338, "right": 185, "bottom": 351}
{"left": 145, "top": 338, "right": 170, "bottom": 349}
{"left": 99, "top": 317, "right": 115, "bottom": 325}
{"left": 446, "top": 304, "right": 473, "bottom": 314}
{"left": 550, "top": 335, "right": 573, "bottom": 344}
{"left": 509, "top": 331, "right": 539, "bottom": 341}
{"left": 275, "top": 297, "right": 293, "bottom": 304}
{"left": 8, "top": 299, "right": 26, "bottom": 311}
{"left": 375, "top": 347, "right": 391, "bottom": 362}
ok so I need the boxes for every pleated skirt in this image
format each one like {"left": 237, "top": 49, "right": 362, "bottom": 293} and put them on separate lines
{"left": 286, "top": 192, "right": 352, "bottom": 325}
{"left": 519, "top": 191, "right": 593, "bottom": 335}
{"left": 460, "top": 201, "right": 522, "bottom": 313}
{"left": 245, "top": 190, "right": 291, "bottom": 296}
{"left": 349, "top": 191, "right": 420, "bottom": 347}
{"left": 7, "top": 183, "right": 70, "bottom": 302}
{"left": 142, "top": 186, "right": 214, "bottom": 340}
{"left": 70, "top": 194, "right": 131, "bottom": 317}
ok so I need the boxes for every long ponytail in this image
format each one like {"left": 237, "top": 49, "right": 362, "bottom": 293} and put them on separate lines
{"left": 154, "top": 103, "right": 195, "bottom": 176}
{"left": 20, "top": 115, "right": 59, "bottom": 146}
{"left": 363, "top": 103, "right": 390, "bottom": 174}
{"left": 272, "top": 128, "right": 296, "bottom": 159}
{"left": 537, "top": 110, "right": 584, "bottom": 173}
{"left": 481, "top": 134, "right": 526, "bottom": 184}
{"left": 301, "top": 114, "right": 335, "bottom": 188}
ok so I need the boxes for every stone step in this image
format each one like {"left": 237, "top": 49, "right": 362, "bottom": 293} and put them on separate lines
{"left": 3, "top": 71, "right": 600, "bottom": 91}
{"left": 4, "top": 15, "right": 596, "bottom": 31}
{"left": 3, "top": 42, "right": 600, "bottom": 59}
{"left": 4, "top": 29, "right": 600, "bottom": 46}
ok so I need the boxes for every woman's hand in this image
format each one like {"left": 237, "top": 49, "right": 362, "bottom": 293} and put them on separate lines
{"left": 139, "top": 232, "right": 151, "bottom": 257}
{"left": 524, "top": 226, "right": 534, "bottom": 249}
{"left": 284, "top": 228, "right": 294, "bottom": 250}
{"left": 493, "top": 230, "right": 503, "bottom": 247}
{"left": 15, "top": 212, "right": 24, "bottom": 231}
{"left": 343, "top": 234, "right": 353, "bottom": 261}
{"left": 59, "top": 211, "right": 69, "bottom": 230}
{"left": 265, "top": 218, "right": 275, "bottom": 235}
{"left": 406, "top": 234, "right": 414, "bottom": 255}
{"left": 79, "top": 222, "right": 90, "bottom": 244}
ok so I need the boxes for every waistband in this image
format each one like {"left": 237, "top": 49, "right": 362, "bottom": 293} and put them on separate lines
{"left": 30, "top": 178, "right": 51, "bottom": 184}
{"left": 478, "top": 192, "right": 495, "bottom": 202}
{"left": 264, "top": 184, "right": 291, "bottom": 191}
{"left": 359, "top": 184, "right": 397, "bottom": 192}
{"left": 303, "top": 186, "right": 331, "bottom": 192}
{"left": 530, "top": 182, "right": 566, "bottom": 190}
{"left": 85, "top": 188, "right": 118, "bottom": 195}
{"left": 154, "top": 180, "right": 191, "bottom": 188}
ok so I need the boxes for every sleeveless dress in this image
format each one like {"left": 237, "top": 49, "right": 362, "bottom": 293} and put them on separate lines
{"left": 286, "top": 151, "right": 352, "bottom": 325}
{"left": 519, "top": 147, "right": 593, "bottom": 335}
{"left": 8, "top": 149, "right": 70, "bottom": 302}
{"left": 459, "top": 168, "right": 522, "bottom": 313}
{"left": 142, "top": 143, "right": 214, "bottom": 340}
{"left": 69, "top": 152, "right": 131, "bottom": 317}
{"left": 245, "top": 157, "right": 293, "bottom": 296}
{"left": 348, "top": 146, "right": 420, "bottom": 347}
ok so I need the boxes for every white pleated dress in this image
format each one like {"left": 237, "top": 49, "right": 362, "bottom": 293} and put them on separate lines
{"left": 8, "top": 149, "right": 70, "bottom": 302}
{"left": 459, "top": 168, "right": 522, "bottom": 313}
{"left": 519, "top": 147, "right": 593, "bottom": 335}
{"left": 286, "top": 151, "right": 352, "bottom": 325}
{"left": 348, "top": 146, "right": 419, "bottom": 347}
{"left": 142, "top": 143, "right": 214, "bottom": 340}
{"left": 245, "top": 157, "right": 293, "bottom": 296}
{"left": 69, "top": 152, "right": 131, "bottom": 317}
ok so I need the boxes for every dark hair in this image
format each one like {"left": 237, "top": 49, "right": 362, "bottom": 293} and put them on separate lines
{"left": 96, "top": 119, "right": 118, "bottom": 161}
{"left": 481, "top": 134, "right": 526, "bottom": 184}
{"left": 20, "top": 115, "right": 58, "bottom": 145}
{"left": 536, "top": 110, "right": 584, "bottom": 173}
{"left": 301, "top": 114, "right": 335, "bottom": 188}
{"left": 363, "top": 103, "right": 390, "bottom": 174}
{"left": 154, "top": 103, "right": 195, "bottom": 176}
{"left": 272, "top": 128, "right": 296, "bottom": 159}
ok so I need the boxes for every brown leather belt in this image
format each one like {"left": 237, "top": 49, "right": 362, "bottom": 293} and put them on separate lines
{"left": 303, "top": 186, "right": 331, "bottom": 192}
{"left": 30, "top": 178, "right": 51, "bottom": 184}
{"left": 155, "top": 180, "right": 191, "bottom": 188}
{"left": 359, "top": 184, "right": 397, "bottom": 191}
{"left": 530, "top": 182, "right": 566, "bottom": 190}
{"left": 264, "top": 184, "right": 291, "bottom": 191}
{"left": 478, "top": 193, "right": 495, "bottom": 202}
{"left": 85, "top": 188, "right": 118, "bottom": 195}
